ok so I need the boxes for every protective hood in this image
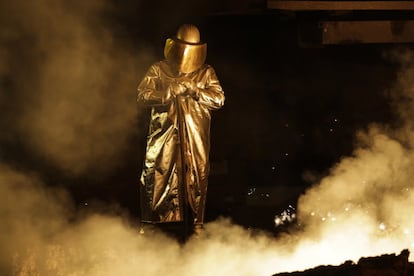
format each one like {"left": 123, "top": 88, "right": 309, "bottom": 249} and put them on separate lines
{"left": 164, "top": 37, "right": 207, "bottom": 74}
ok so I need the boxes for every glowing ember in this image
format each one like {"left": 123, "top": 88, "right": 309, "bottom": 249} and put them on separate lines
{"left": 274, "top": 205, "right": 297, "bottom": 227}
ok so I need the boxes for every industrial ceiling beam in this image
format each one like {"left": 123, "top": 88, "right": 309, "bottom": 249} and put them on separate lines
{"left": 267, "top": 0, "right": 414, "bottom": 11}
{"left": 322, "top": 20, "right": 414, "bottom": 44}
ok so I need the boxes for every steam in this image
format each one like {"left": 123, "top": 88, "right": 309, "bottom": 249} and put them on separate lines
{"left": 296, "top": 48, "right": 414, "bottom": 263}
{"left": 0, "top": 161, "right": 311, "bottom": 275}
{"left": 0, "top": 0, "right": 154, "bottom": 175}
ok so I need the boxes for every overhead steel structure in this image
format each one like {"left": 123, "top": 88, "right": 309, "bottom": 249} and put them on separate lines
{"left": 267, "top": 0, "right": 414, "bottom": 44}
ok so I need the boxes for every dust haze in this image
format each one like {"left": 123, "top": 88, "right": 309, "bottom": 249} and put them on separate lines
{"left": 0, "top": 0, "right": 154, "bottom": 176}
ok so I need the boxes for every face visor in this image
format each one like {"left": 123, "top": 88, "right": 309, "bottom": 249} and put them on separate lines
{"left": 164, "top": 37, "right": 207, "bottom": 74}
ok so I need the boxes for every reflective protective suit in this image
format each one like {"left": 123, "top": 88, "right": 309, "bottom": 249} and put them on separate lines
{"left": 138, "top": 60, "right": 224, "bottom": 224}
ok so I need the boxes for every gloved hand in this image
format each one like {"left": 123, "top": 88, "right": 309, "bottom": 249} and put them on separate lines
{"left": 167, "top": 81, "right": 187, "bottom": 97}
{"left": 182, "top": 80, "right": 197, "bottom": 91}
{"left": 181, "top": 80, "right": 200, "bottom": 100}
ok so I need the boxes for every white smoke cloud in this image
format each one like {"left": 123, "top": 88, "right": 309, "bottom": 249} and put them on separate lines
{"left": 0, "top": 0, "right": 154, "bottom": 176}
{"left": 0, "top": 164, "right": 72, "bottom": 274}
{"left": 2, "top": 150, "right": 412, "bottom": 276}
{"left": 0, "top": 162, "right": 285, "bottom": 276}
{"left": 295, "top": 48, "right": 414, "bottom": 265}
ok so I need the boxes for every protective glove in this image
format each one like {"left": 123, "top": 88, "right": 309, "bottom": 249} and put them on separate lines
{"left": 167, "top": 81, "right": 187, "bottom": 97}
{"left": 181, "top": 80, "right": 200, "bottom": 101}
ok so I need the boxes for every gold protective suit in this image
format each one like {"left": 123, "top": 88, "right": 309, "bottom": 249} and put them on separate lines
{"left": 137, "top": 60, "right": 225, "bottom": 224}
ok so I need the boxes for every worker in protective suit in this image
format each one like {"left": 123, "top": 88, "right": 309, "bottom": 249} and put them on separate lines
{"left": 137, "top": 24, "right": 225, "bottom": 234}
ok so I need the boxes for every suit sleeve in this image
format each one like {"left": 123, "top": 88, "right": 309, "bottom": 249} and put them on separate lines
{"left": 137, "top": 64, "right": 171, "bottom": 106}
{"left": 196, "top": 66, "right": 225, "bottom": 110}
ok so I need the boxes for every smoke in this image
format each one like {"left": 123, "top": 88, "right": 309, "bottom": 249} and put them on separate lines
{"left": 295, "top": 47, "right": 414, "bottom": 263}
{"left": 0, "top": 164, "right": 72, "bottom": 273}
{"left": 0, "top": 160, "right": 330, "bottom": 275}
{"left": 0, "top": 162, "right": 291, "bottom": 276}
{"left": 0, "top": 0, "right": 154, "bottom": 176}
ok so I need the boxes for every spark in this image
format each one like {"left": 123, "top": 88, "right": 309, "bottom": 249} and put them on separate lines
{"left": 247, "top": 187, "right": 256, "bottom": 196}
{"left": 274, "top": 205, "right": 296, "bottom": 227}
